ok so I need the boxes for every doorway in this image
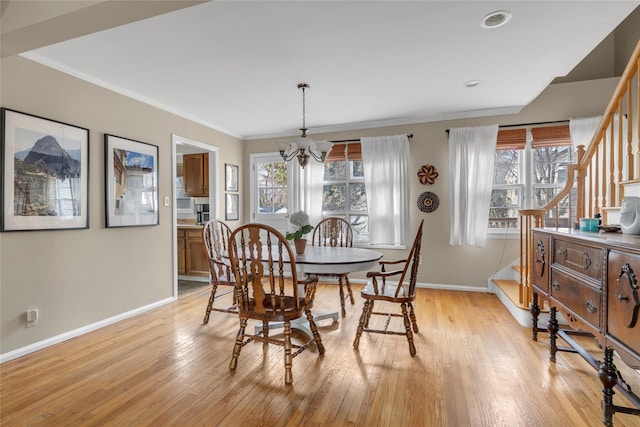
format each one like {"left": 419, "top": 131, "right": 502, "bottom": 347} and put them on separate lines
{"left": 172, "top": 134, "right": 219, "bottom": 299}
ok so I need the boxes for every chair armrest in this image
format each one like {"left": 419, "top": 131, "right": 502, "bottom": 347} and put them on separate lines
{"left": 379, "top": 259, "right": 407, "bottom": 267}
{"left": 366, "top": 269, "right": 403, "bottom": 278}
{"left": 365, "top": 269, "right": 403, "bottom": 295}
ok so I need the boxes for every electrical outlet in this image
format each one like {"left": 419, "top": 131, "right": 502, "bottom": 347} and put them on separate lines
{"left": 419, "top": 255, "right": 423, "bottom": 265}
{"left": 26, "top": 309, "right": 38, "bottom": 327}
{"left": 163, "top": 196, "right": 170, "bottom": 206}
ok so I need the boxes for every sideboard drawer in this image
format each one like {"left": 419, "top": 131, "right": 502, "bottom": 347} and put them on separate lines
{"left": 551, "top": 269, "right": 602, "bottom": 330}
{"left": 553, "top": 239, "right": 603, "bottom": 281}
{"left": 607, "top": 251, "right": 640, "bottom": 356}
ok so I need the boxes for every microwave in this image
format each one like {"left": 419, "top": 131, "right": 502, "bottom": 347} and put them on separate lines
{"left": 176, "top": 197, "right": 195, "bottom": 217}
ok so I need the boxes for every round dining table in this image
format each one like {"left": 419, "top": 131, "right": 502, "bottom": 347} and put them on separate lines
{"left": 223, "top": 245, "right": 383, "bottom": 335}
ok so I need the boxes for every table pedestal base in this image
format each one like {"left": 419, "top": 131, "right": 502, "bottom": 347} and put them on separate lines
{"left": 254, "top": 311, "right": 339, "bottom": 336}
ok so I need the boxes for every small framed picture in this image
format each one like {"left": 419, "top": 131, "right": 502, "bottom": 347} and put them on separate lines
{"left": 105, "top": 134, "right": 159, "bottom": 227}
{"left": 1, "top": 108, "right": 90, "bottom": 231}
{"left": 225, "top": 163, "right": 238, "bottom": 192}
{"left": 225, "top": 193, "right": 239, "bottom": 221}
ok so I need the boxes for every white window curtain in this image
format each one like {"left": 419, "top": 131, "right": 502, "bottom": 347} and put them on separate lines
{"left": 569, "top": 115, "right": 602, "bottom": 151}
{"left": 448, "top": 125, "right": 499, "bottom": 248}
{"left": 301, "top": 159, "right": 324, "bottom": 227}
{"left": 361, "top": 134, "right": 410, "bottom": 246}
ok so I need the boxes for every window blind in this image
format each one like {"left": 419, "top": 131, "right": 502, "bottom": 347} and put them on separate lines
{"left": 326, "top": 143, "right": 362, "bottom": 161}
{"left": 531, "top": 125, "right": 571, "bottom": 147}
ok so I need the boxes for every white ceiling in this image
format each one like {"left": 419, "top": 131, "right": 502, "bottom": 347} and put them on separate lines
{"left": 18, "top": 1, "right": 640, "bottom": 140}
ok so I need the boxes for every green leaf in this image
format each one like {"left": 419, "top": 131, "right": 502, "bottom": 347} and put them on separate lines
{"left": 286, "top": 224, "right": 313, "bottom": 240}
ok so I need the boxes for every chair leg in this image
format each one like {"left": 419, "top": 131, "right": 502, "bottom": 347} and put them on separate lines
{"left": 284, "top": 321, "right": 293, "bottom": 384}
{"left": 401, "top": 303, "right": 417, "bottom": 357}
{"left": 305, "top": 309, "right": 325, "bottom": 354}
{"left": 229, "top": 317, "right": 247, "bottom": 370}
{"left": 364, "top": 300, "right": 374, "bottom": 328}
{"left": 345, "top": 275, "right": 355, "bottom": 305}
{"left": 263, "top": 321, "right": 269, "bottom": 346}
{"left": 202, "top": 283, "right": 218, "bottom": 324}
{"left": 408, "top": 302, "right": 419, "bottom": 333}
{"left": 353, "top": 299, "right": 370, "bottom": 350}
{"left": 338, "top": 277, "right": 347, "bottom": 317}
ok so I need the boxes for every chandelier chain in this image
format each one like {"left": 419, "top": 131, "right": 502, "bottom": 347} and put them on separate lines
{"left": 275, "top": 82, "right": 331, "bottom": 168}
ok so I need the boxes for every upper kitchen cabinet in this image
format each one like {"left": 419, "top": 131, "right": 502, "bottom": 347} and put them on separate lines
{"left": 183, "top": 153, "right": 209, "bottom": 197}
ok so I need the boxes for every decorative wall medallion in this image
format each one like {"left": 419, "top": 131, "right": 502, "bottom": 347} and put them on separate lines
{"left": 417, "top": 191, "right": 439, "bottom": 213}
{"left": 417, "top": 164, "right": 439, "bottom": 185}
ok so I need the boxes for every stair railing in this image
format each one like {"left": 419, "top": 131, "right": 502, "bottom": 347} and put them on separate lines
{"left": 518, "top": 38, "right": 640, "bottom": 310}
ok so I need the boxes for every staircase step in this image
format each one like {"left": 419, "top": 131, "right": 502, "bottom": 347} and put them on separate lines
{"left": 492, "top": 279, "right": 524, "bottom": 307}
{"left": 601, "top": 206, "right": 621, "bottom": 225}
{"left": 493, "top": 277, "right": 551, "bottom": 311}
{"left": 621, "top": 179, "right": 640, "bottom": 198}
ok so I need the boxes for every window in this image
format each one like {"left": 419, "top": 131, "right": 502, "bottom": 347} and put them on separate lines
{"left": 253, "top": 154, "right": 289, "bottom": 218}
{"left": 322, "top": 143, "right": 369, "bottom": 242}
{"left": 489, "top": 125, "right": 573, "bottom": 232}
{"left": 252, "top": 137, "right": 408, "bottom": 246}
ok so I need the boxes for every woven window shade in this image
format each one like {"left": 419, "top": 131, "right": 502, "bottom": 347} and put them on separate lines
{"left": 325, "top": 143, "right": 362, "bottom": 161}
{"left": 496, "top": 129, "right": 526, "bottom": 151}
{"left": 347, "top": 143, "right": 361, "bottom": 160}
{"left": 531, "top": 125, "right": 571, "bottom": 147}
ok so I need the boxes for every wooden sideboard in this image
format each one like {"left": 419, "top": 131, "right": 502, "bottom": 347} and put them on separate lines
{"left": 530, "top": 228, "right": 640, "bottom": 425}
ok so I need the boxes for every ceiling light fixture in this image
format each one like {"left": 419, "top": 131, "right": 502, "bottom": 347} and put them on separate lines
{"left": 275, "top": 83, "right": 333, "bottom": 168}
{"left": 481, "top": 10, "right": 512, "bottom": 29}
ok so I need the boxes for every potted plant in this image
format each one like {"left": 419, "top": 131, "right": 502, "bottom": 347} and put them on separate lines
{"left": 286, "top": 211, "right": 314, "bottom": 254}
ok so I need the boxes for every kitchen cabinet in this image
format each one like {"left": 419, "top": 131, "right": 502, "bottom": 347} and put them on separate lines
{"left": 177, "top": 229, "right": 186, "bottom": 275}
{"left": 183, "top": 153, "right": 209, "bottom": 197}
{"left": 177, "top": 226, "right": 209, "bottom": 278}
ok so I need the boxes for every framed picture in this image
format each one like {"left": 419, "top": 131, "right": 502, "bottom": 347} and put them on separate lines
{"left": 225, "top": 193, "right": 239, "bottom": 221}
{"left": 1, "top": 108, "right": 90, "bottom": 231}
{"left": 105, "top": 134, "right": 159, "bottom": 227}
{"left": 225, "top": 163, "right": 238, "bottom": 192}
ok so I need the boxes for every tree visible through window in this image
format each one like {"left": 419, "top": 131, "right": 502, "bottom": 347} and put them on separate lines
{"left": 257, "top": 159, "right": 288, "bottom": 214}
{"left": 322, "top": 144, "right": 368, "bottom": 242}
{"left": 489, "top": 125, "right": 573, "bottom": 231}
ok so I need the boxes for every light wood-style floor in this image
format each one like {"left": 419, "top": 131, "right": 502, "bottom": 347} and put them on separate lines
{"left": 2, "top": 285, "right": 640, "bottom": 426}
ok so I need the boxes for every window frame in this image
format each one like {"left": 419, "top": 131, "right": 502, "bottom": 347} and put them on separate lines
{"left": 250, "top": 153, "right": 299, "bottom": 230}
{"left": 321, "top": 156, "right": 369, "bottom": 245}
{"left": 488, "top": 127, "right": 574, "bottom": 237}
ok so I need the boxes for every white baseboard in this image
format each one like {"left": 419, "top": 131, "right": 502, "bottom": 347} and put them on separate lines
{"left": 0, "top": 281, "right": 525, "bottom": 364}
{"left": 349, "top": 279, "right": 490, "bottom": 293}
{"left": 0, "top": 297, "right": 175, "bottom": 364}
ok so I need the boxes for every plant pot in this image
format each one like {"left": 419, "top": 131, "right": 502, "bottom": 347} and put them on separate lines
{"left": 294, "top": 239, "right": 307, "bottom": 255}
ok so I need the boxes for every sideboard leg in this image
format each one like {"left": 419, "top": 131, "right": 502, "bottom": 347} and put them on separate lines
{"left": 599, "top": 347, "right": 617, "bottom": 427}
{"left": 547, "top": 306, "right": 559, "bottom": 363}
{"left": 530, "top": 292, "right": 541, "bottom": 341}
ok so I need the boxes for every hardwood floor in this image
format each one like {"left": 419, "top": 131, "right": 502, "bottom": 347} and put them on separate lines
{"left": 2, "top": 285, "right": 640, "bottom": 426}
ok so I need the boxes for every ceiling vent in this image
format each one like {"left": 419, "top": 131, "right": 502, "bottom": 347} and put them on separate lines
{"left": 482, "top": 10, "right": 512, "bottom": 29}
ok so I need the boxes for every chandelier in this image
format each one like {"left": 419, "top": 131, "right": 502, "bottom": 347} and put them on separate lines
{"left": 275, "top": 83, "right": 333, "bottom": 168}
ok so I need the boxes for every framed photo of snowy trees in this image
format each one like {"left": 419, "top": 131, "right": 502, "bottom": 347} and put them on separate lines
{"left": 104, "top": 134, "right": 159, "bottom": 228}
{"left": 1, "top": 108, "right": 90, "bottom": 231}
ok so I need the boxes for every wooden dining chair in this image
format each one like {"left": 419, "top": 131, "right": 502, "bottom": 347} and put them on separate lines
{"left": 227, "top": 223, "right": 325, "bottom": 384}
{"left": 311, "top": 217, "right": 355, "bottom": 316}
{"left": 353, "top": 219, "right": 424, "bottom": 356}
{"left": 201, "top": 219, "right": 236, "bottom": 323}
